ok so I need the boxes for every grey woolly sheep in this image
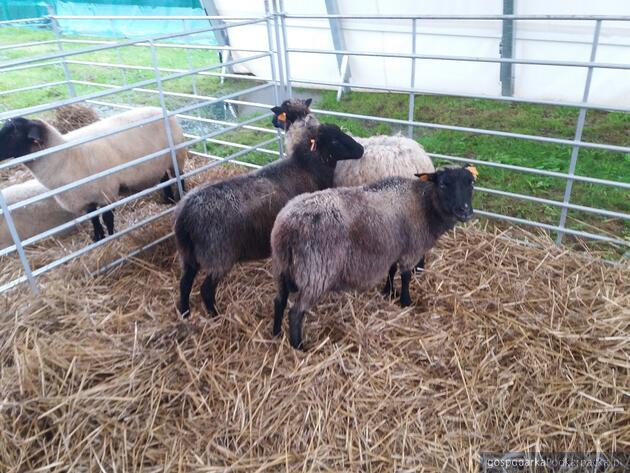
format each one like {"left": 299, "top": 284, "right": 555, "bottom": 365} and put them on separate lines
{"left": 0, "top": 107, "right": 187, "bottom": 241}
{"left": 174, "top": 122, "right": 364, "bottom": 318}
{"left": 271, "top": 165, "right": 478, "bottom": 350}
{"left": 0, "top": 180, "right": 76, "bottom": 249}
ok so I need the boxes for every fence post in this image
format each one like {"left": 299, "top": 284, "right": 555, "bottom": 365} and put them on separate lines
{"left": 407, "top": 18, "right": 417, "bottom": 138}
{"left": 0, "top": 191, "right": 39, "bottom": 294}
{"left": 265, "top": 0, "right": 285, "bottom": 159}
{"left": 271, "top": 0, "right": 287, "bottom": 101}
{"left": 500, "top": 0, "right": 515, "bottom": 96}
{"left": 48, "top": 5, "right": 75, "bottom": 98}
{"left": 277, "top": 0, "right": 292, "bottom": 98}
{"left": 556, "top": 19, "right": 602, "bottom": 245}
{"left": 149, "top": 41, "right": 185, "bottom": 199}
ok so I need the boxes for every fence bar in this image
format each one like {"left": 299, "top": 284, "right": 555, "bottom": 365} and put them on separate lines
{"left": 0, "top": 40, "right": 57, "bottom": 51}
{"left": 475, "top": 210, "right": 629, "bottom": 247}
{"left": 556, "top": 20, "right": 602, "bottom": 245}
{"left": 61, "top": 38, "right": 271, "bottom": 54}
{"left": 0, "top": 81, "right": 66, "bottom": 97}
{"left": 149, "top": 41, "right": 185, "bottom": 199}
{"left": 429, "top": 152, "right": 630, "bottom": 190}
{"left": 49, "top": 6, "right": 76, "bottom": 98}
{"left": 287, "top": 77, "right": 630, "bottom": 113}
{"left": 64, "top": 59, "right": 271, "bottom": 83}
{"left": 475, "top": 186, "right": 630, "bottom": 221}
{"left": 265, "top": 0, "right": 286, "bottom": 158}
{"left": 278, "top": 0, "right": 292, "bottom": 98}
{"left": 285, "top": 47, "right": 630, "bottom": 71}
{"left": 0, "top": 16, "right": 48, "bottom": 25}
{"left": 0, "top": 192, "right": 38, "bottom": 293}
{"left": 284, "top": 14, "right": 630, "bottom": 21}
{"left": 307, "top": 107, "right": 630, "bottom": 154}
{"left": 407, "top": 19, "right": 416, "bottom": 138}
{"left": 271, "top": 0, "right": 287, "bottom": 100}
{"left": 52, "top": 15, "right": 260, "bottom": 21}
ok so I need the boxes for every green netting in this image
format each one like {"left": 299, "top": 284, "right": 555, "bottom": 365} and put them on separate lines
{"left": 0, "top": 0, "right": 217, "bottom": 44}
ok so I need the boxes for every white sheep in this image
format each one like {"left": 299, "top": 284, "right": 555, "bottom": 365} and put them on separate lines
{"left": 0, "top": 107, "right": 187, "bottom": 241}
{"left": 0, "top": 180, "right": 76, "bottom": 249}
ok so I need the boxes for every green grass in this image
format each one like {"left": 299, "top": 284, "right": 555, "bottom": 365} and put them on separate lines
{"left": 2, "top": 26, "right": 629, "bottom": 256}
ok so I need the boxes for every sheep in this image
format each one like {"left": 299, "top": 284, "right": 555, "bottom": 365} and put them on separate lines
{"left": 174, "top": 122, "right": 364, "bottom": 318}
{"left": 271, "top": 98, "right": 435, "bottom": 272}
{"left": 0, "top": 106, "right": 187, "bottom": 241}
{"left": 271, "top": 165, "right": 478, "bottom": 350}
{"left": 0, "top": 180, "right": 76, "bottom": 249}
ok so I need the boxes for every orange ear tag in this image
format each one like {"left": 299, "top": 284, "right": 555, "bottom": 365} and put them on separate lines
{"left": 310, "top": 139, "right": 317, "bottom": 152}
{"left": 466, "top": 165, "right": 479, "bottom": 180}
{"left": 419, "top": 174, "right": 430, "bottom": 182}
{"left": 277, "top": 112, "right": 286, "bottom": 122}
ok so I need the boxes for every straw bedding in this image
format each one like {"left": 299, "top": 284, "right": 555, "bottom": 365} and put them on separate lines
{"left": 0, "top": 164, "right": 628, "bottom": 472}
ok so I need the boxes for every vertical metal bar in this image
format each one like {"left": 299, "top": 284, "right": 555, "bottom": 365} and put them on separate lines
{"left": 265, "top": 0, "right": 285, "bottom": 159}
{"left": 325, "top": 0, "right": 351, "bottom": 100}
{"left": 111, "top": 19, "right": 128, "bottom": 87}
{"left": 0, "top": 192, "right": 39, "bottom": 294}
{"left": 149, "top": 41, "right": 185, "bottom": 199}
{"left": 182, "top": 19, "right": 198, "bottom": 95}
{"left": 48, "top": 6, "right": 75, "bottom": 98}
{"left": 278, "top": 0, "right": 292, "bottom": 98}
{"left": 556, "top": 19, "right": 602, "bottom": 245}
{"left": 500, "top": 0, "right": 515, "bottom": 96}
{"left": 272, "top": 0, "right": 287, "bottom": 100}
{"left": 407, "top": 19, "right": 417, "bottom": 138}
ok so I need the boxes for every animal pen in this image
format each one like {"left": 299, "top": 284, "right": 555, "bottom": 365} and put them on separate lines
{"left": 0, "top": 3, "right": 629, "bottom": 471}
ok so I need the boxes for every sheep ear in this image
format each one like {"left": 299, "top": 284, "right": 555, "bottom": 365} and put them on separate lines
{"left": 26, "top": 121, "right": 43, "bottom": 144}
{"left": 271, "top": 106, "right": 282, "bottom": 115}
{"left": 304, "top": 98, "right": 312, "bottom": 107}
{"left": 415, "top": 173, "right": 436, "bottom": 182}
{"left": 464, "top": 164, "right": 479, "bottom": 180}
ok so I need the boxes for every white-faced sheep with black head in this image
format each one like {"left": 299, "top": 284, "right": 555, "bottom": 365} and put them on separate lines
{"left": 271, "top": 98, "right": 435, "bottom": 272}
{"left": 174, "top": 122, "right": 364, "bottom": 319}
{"left": 0, "top": 107, "right": 187, "bottom": 242}
{"left": 271, "top": 164, "right": 478, "bottom": 350}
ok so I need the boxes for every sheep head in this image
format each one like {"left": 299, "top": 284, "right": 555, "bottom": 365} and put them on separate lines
{"left": 310, "top": 123, "right": 364, "bottom": 165}
{"left": 271, "top": 98, "right": 312, "bottom": 131}
{"left": 0, "top": 117, "right": 47, "bottom": 160}
{"left": 415, "top": 165, "right": 475, "bottom": 222}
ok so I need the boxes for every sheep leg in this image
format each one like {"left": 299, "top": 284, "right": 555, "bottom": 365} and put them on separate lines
{"left": 200, "top": 275, "right": 218, "bottom": 317}
{"left": 400, "top": 270, "right": 412, "bottom": 307}
{"left": 86, "top": 203, "right": 105, "bottom": 242}
{"left": 273, "top": 274, "right": 291, "bottom": 337}
{"left": 414, "top": 256, "right": 425, "bottom": 273}
{"left": 161, "top": 172, "right": 176, "bottom": 204}
{"left": 288, "top": 306, "right": 306, "bottom": 350}
{"left": 381, "top": 264, "right": 398, "bottom": 299}
{"left": 179, "top": 263, "right": 198, "bottom": 318}
{"left": 102, "top": 209, "right": 115, "bottom": 235}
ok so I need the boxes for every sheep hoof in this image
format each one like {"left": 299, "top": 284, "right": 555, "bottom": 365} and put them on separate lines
{"left": 400, "top": 295, "right": 412, "bottom": 307}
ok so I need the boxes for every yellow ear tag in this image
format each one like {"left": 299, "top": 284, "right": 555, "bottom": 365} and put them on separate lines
{"left": 310, "top": 139, "right": 317, "bottom": 152}
{"left": 466, "top": 165, "right": 479, "bottom": 180}
{"left": 419, "top": 174, "right": 429, "bottom": 182}
{"left": 277, "top": 112, "right": 286, "bottom": 122}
